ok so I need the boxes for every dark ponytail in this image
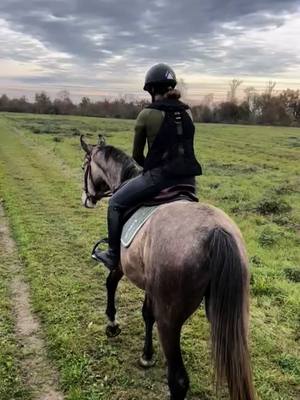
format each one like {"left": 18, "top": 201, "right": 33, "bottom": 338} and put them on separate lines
{"left": 151, "top": 84, "right": 181, "bottom": 100}
{"left": 163, "top": 88, "right": 181, "bottom": 100}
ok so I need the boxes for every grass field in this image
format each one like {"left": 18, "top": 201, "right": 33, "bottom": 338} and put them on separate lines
{"left": 0, "top": 112, "right": 299, "bottom": 400}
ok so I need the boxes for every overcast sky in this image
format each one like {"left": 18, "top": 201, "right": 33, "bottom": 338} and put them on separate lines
{"left": 0, "top": 0, "right": 300, "bottom": 102}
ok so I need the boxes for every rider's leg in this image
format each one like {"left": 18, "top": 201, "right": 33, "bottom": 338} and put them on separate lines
{"left": 92, "top": 204, "right": 123, "bottom": 269}
{"left": 92, "top": 171, "right": 165, "bottom": 268}
{"left": 92, "top": 170, "right": 196, "bottom": 269}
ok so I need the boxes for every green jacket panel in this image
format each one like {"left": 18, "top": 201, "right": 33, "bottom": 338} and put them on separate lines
{"left": 132, "top": 108, "right": 193, "bottom": 167}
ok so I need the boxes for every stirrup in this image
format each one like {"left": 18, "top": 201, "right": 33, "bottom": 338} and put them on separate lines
{"left": 92, "top": 238, "right": 108, "bottom": 258}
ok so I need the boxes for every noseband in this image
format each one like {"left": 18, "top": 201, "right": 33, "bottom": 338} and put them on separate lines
{"left": 83, "top": 153, "right": 111, "bottom": 206}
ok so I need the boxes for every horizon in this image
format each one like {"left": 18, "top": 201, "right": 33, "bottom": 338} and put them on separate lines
{"left": 1, "top": 1, "right": 300, "bottom": 103}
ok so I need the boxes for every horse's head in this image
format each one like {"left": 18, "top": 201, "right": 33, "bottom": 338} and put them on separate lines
{"left": 80, "top": 134, "right": 141, "bottom": 208}
{"left": 80, "top": 135, "right": 111, "bottom": 208}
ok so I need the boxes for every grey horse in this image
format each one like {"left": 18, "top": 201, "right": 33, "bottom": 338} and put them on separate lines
{"left": 80, "top": 135, "right": 256, "bottom": 400}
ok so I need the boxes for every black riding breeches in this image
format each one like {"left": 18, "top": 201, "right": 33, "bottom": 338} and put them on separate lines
{"left": 109, "top": 169, "right": 195, "bottom": 212}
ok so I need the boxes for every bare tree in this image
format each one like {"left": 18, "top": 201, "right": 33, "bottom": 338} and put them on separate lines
{"left": 0, "top": 94, "right": 9, "bottom": 109}
{"left": 34, "top": 92, "right": 52, "bottom": 114}
{"left": 280, "top": 89, "right": 300, "bottom": 121}
{"left": 56, "top": 90, "right": 71, "bottom": 101}
{"left": 265, "top": 81, "right": 276, "bottom": 97}
{"left": 244, "top": 86, "right": 257, "bottom": 116}
{"left": 79, "top": 96, "right": 91, "bottom": 115}
{"left": 203, "top": 93, "right": 214, "bottom": 107}
{"left": 227, "top": 79, "right": 243, "bottom": 103}
{"left": 244, "top": 86, "right": 256, "bottom": 103}
{"left": 53, "top": 90, "right": 75, "bottom": 114}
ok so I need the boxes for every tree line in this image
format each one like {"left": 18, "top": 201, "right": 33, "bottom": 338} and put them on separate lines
{"left": 1, "top": 83, "right": 300, "bottom": 126}
{"left": 192, "top": 81, "right": 300, "bottom": 126}
{"left": 0, "top": 90, "right": 147, "bottom": 120}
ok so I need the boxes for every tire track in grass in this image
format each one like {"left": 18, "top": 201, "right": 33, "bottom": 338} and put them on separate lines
{"left": 0, "top": 122, "right": 115, "bottom": 397}
{"left": 0, "top": 119, "right": 109, "bottom": 321}
{"left": 0, "top": 205, "right": 64, "bottom": 400}
{"left": 0, "top": 116, "right": 170, "bottom": 399}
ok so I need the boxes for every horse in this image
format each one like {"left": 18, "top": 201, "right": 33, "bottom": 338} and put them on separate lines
{"left": 80, "top": 135, "right": 256, "bottom": 400}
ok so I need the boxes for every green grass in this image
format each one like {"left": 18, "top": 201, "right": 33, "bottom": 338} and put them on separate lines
{"left": 0, "top": 112, "right": 299, "bottom": 399}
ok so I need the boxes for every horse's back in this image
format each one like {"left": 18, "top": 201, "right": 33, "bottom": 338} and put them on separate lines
{"left": 121, "top": 201, "right": 247, "bottom": 310}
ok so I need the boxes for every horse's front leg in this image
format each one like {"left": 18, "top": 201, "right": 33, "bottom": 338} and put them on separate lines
{"left": 139, "top": 294, "right": 156, "bottom": 368}
{"left": 105, "top": 268, "right": 123, "bottom": 337}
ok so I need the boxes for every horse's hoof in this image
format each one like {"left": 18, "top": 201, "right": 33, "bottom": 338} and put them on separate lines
{"left": 139, "top": 355, "right": 156, "bottom": 369}
{"left": 105, "top": 324, "right": 121, "bottom": 338}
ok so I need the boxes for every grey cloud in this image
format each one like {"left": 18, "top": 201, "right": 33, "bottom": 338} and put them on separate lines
{"left": 0, "top": 0, "right": 299, "bottom": 94}
{"left": 0, "top": 1, "right": 298, "bottom": 55}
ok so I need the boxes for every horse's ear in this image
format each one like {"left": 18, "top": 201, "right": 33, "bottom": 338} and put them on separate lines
{"left": 98, "top": 135, "right": 106, "bottom": 147}
{"left": 80, "top": 135, "right": 92, "bottom": 153}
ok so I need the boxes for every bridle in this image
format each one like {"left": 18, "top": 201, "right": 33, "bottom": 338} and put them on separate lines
{"left": 83, "top": 153, "right": 111, "bottom": 206}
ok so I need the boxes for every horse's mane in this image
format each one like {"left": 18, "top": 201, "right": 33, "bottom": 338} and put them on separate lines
{"left": 102, "top": 145, "right": 141, "bottom": 181}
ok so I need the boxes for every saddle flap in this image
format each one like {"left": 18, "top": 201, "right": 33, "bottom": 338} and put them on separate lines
{"left": 121, "top": 205, "right": 159, "bottom": 248}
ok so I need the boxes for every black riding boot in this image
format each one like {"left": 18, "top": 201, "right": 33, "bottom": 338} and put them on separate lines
{"left": 92, "top": 206, "right": 122, "bottom": 270}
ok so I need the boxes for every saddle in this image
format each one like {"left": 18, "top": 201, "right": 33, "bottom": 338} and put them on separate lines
{"left": 124, "top": 184, "right": 198, "bottom": 221}
{"left": 92, "top": 184, "right": 198, "bottom": 253}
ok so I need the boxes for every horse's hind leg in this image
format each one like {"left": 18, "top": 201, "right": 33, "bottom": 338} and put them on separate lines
{"left": 139, "top": 295, "right": 156, "bottom": 368}
{"left": 105, "top": 268, "right": 123, "bottom": 337}
{"left": 157, "top": 321, "right": 189, "bottom": 400}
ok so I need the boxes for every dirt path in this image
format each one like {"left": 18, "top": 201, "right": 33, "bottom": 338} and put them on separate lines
{"left": 0, "top": 205, "right": 64, "bottom": 400}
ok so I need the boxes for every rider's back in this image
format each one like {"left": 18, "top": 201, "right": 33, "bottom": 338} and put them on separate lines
{"left": 133, "top": 102, "right": 193, "bottom": 164}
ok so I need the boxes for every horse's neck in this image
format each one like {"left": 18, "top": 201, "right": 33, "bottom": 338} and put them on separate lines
{"left": 106, "top": 161, "right": 123, "bottom": 192}
{"left": 125, "top": 161, "right": 142, "bottom": 180}
{"left": 106, "top": 157, "right": 140, "bottom": 191}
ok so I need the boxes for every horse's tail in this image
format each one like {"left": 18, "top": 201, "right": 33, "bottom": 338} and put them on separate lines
{"left": 205, "top": 227, "right": 256, "bottom": 400}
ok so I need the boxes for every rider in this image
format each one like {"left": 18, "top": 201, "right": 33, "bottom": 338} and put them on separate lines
{"left": 93, "top": 63, "right": 202, "bottom": 270}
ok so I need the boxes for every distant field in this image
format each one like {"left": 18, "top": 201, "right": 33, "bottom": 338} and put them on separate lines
{"left": 0, "top": 112, "right": 299, "bottom": 400}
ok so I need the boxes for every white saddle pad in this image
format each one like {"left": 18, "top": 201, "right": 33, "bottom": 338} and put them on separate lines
{"left": 121, "top": 205, "right": 160, "bottom": 248}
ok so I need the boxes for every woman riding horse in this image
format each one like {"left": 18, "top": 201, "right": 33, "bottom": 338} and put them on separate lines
{"left": 93, "top": 63, "right": 202, "bottom": 269}
{"left": 80, "top": 86, "right": 256, "bottom": 398}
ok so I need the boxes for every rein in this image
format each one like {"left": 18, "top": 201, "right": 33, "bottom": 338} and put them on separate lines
{"left": 83, "top": 153, "right": 111, "bottom": 206}
{"left": 83, "top": 145, "right": 141, "bottom": 207}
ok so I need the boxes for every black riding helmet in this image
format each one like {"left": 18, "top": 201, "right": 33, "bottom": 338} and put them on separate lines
{"left": 143, "top": 63, "right": 177, "bottom": 92}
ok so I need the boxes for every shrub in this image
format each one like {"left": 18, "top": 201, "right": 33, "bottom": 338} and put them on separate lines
{"left": 250, "top": 255, "right": 264, "bottom": 267}
{"left": 283, "top": 268, "right": 300, "bottom": 283}
{"left": 71, "top": 128, "right": 81, "bottom": 136}
{"left": 275, "top": 183, "right": 297, "bottom": 195}
{"left": 258, "top": 226, "right": 282, "bottom": 247}
{"left": 53, "top": 137, "right": 63, "bottom": 143}
{"left": 256, "top": 198, "right": 292, "bottom": 215}
{"left": 277, "top": 354, "right": 300, "bottom": 374}
{"left": 251, "top": 274, "right": 284, "bottom": 297}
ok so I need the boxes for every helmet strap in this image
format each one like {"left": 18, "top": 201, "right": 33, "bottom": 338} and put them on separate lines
{"left": 149, "top": 86, "right": 156, "bottom": 103}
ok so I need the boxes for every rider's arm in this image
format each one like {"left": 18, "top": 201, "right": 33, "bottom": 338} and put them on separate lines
{"left": 132, "top": 110, "right": 147, "bottom": 167}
